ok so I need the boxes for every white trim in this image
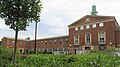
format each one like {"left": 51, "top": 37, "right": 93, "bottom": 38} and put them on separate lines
{"left": 69, "top": 19, "right": 115, "bottom": 28}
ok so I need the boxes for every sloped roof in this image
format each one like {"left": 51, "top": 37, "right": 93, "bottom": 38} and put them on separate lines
{"left": 68, "top": 15, "right": 119, "bottom": 28}
{"left": 33, "top": 35, "right": 69, "bottom": 41}
{"left": 2, "top": 37, "right": 29, "bottom": 41}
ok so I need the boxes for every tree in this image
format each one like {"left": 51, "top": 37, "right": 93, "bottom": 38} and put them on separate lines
{"left": 0, "top": 0, "right": 42, "bottom": 65}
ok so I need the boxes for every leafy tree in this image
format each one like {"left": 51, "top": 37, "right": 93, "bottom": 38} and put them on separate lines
{"left": 0, "top": 0, "right": 42, "bottom": 65}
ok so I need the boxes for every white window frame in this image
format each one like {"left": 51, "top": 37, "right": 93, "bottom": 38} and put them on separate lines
{"left": 74, "top": 35, "right": 79, "bottom": 45}
{"left": 75, "top": 27, "right": 78, "bottom": 31}
{"left": 54, "top": 40, "right": 57, "bottom": 44}
{"left": 92, "top": 24, "right": 96, "bottom": 28}
{"left": 59, "top": 39, "right": 63, "bottom": 44}
{"left": 99, "top": 23, "right": 104, "bottom": 27}
{"left": 85, "top": 33, "right": 91, "bottom": 44}
{"left": 65, "top": 38, "right": 68, "bottom": 44}
{"left": 98, "top": 32, "right": 106, "bottom": 44}
{"left": 80, "top": 26, "right": 84, "bottom": 30}
{"left": 86, "top": 25, "right": 90, "bottom": 29}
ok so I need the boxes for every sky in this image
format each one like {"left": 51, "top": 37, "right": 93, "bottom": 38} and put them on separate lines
{"left": 0, "top": 0, "right": 120, "bottom": 40}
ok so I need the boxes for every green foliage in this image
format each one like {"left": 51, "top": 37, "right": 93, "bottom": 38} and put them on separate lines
{"left": 0, "top": 48, "right": 120, "bottom": 67}
{"left": 0, "top": 0, "right": 42, "bottom": 30}
{"left": 0, "top": 45, "right": 12, "bottom": 66}
{"left": 15, "top": 53, "right": 120, "bottom": 67}
{"left": 0, "top": 0, "right": 42, "bottom": 65}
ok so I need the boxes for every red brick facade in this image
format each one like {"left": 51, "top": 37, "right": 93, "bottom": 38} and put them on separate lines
{"left": 1, "top": 15, "right": 120, "bottom": 54}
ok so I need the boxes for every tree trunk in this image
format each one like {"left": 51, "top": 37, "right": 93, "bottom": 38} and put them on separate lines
{"left": 13, "top": 28, "right": 18, "bottom": 65}
{"left": 34, "top": 22, "right": 37, "bottom": 54}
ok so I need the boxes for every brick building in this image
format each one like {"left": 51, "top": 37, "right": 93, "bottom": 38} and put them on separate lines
{"left": 1, "top": 5, "right": 120, "bottom": 54}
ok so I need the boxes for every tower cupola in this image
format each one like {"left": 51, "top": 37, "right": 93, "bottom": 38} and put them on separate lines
{"left": 91, "top": 4, "right": 98, "bottom": 15}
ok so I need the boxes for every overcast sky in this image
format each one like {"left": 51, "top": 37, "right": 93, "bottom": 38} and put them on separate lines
{"left": 0, "top": 0, "right": 120, "bottom": 40}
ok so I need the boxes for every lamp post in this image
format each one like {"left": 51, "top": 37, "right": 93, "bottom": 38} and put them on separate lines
{"left": 110, "top": 42, "right": 112, "bottom": 46}
{"left": 34, "top": 22, "right": 38, "bottom": 54}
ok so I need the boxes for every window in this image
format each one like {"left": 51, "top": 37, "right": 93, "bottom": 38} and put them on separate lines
{"left": 54, "top": 40, "right": 57, "bottom": 44}
{"left": 60, "top": 39, "right": 63, "bottom": 44}
{"left": 99, "top": 32, "right": 105, "bottom": 44}
{"left": 92, "top": 24, "right": 96, "bottom": 28}
{"left": 99, "top": 23, "right": 104, "bottom": 27}
{"left": 20, "top": 41, "right": 22, "bottom": 46}
{"left": 86, "top": 25, "right": 90, "bottom": 29}
{"left": 40, "top": 41, "right": 43, "bottom": 45}
{"left": 74, "top": 35, "right": 79, "bottom": 45}
{"left": 65, "top": 38, "right": 68, "bottom": 44}
{"left": 49, "top": 40, "right": 52, "bottom": 44}
{"left": 26, "top": 42, "right": 28, "bottom": 46}
{"left": 38, "top": 42, "right": 40, "bottom": 45}
{"left": 13, "top": 41, "right": 15, "bottom": 45}
{"left": 45, "top": 41, "right": 47, "bottom": 45}
{"left": 85, "top": 33, "right": 91, "bottom": 44}
{"left": 75, "top": 27, "right": 78, "bottom": 31}
{"left": 30, "top": 42, "right": 32, "bottom": 46}
{"left": 80, "top": 26, "right": 84, "bottom": 30}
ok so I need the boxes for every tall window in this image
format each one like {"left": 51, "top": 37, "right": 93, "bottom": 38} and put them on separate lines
{"left": 65, "top": 38, "right": 68, "bottom": 44}
{"left": 60, "top": 39, "right": 63, "bottom": 44}
{"left": 20, "top": 41, "right": 22, "bottom": 46}
{"left": 26, "top": 42, "right": 28, "bottom": 46}
{"left": 74, "top": 35, "right": 79, "bottom": 45}
{"left": 85, "top": 33, "right": 91, "bottom": 44}
{"left": 45, "top": 41, "right": 47, "bottom": 45}
{"left": 99, "top": 32, "right": 105, "bottom": 44}
{"left": 13, "top": 41, "right": 15, "bottom": 45}
{"left": 40, "top": 41, "right": 43, "bottom": 45}
{"left": 30, "top": 42, "right": 32, "bottom": 46}
{"left": 54, "top": 40, "right": 57, "bottom": 44}
{"left": 49, "top": 40, "right": 52, "bottom": 44}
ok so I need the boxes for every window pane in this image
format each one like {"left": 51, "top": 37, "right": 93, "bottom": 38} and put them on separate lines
{"left": 80, "top": 26, "right": 84, "bottom": 30}
{"left": 99, "top": 23, "right": 104, "bottom": 27}
{"left": 60, "top": 39, "right": 62, "bottom": 44}
{"left": 49, "top": 40, "right": 52, "bottom": 44}
{"left": 99, "top": 32, "right": 105, "bottom": 44}
{"left": 86, "top": 25, "right": 90, "bottom": 29}
{"left": 75, "top": 27, "right": 78, "bottom": 31}
{"left": 54, "top": 40, "right": 57, "bottom": 44}
{"left": 74, "top": 35, "right": 79, "bottom": 44}
{"left": 65, "top": 38, "right": 68, "bottom": 44}
{"left": 92, "top": 24, "right": 96, "bottom": 28}
{"left": 86, "top": 33, "right": 90, "bottom": 44}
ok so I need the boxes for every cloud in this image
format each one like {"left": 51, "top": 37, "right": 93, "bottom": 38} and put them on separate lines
{"left": 0, "top": 19, "right": 9, "bottom": 30}
{"left": 1, "top": 0, "right": 120, "bottom": 40}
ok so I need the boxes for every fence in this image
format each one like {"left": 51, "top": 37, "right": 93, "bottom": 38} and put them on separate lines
{"left": 76, "top": 50, "right": 120, "bottom": 56}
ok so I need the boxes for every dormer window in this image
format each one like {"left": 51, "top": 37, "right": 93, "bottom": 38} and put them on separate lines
{"left": 99, "top": 23, "right": 104, "bottom": 27}
{"left": 86, "top": 25, "right": 90, "bottom": 29}
{"left": 75, "top": 27, "right": 78, "bottom": 31}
